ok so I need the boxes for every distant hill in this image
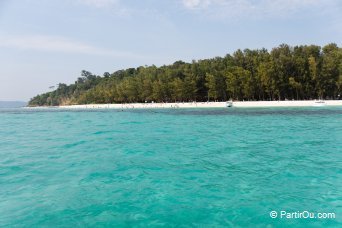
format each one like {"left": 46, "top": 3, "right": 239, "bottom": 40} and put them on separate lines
{"left": 0, "top": 101, "right": 27, "bottom": 108}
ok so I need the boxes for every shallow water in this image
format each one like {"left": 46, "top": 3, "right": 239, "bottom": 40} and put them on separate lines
{"left": 0, "top": 107, "right": 341, "bottom": 227}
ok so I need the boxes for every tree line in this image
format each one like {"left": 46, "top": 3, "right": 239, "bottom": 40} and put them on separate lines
{"left": 29, "top": 43, "right": 342, "bottom": 106}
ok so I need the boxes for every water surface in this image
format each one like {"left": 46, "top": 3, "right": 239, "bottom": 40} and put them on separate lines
{"left": 0, "top": 107, "right": 341, "bottom": 227}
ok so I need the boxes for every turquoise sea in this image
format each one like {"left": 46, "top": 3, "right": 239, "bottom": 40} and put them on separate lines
{"left": 0, "top": 107, "right": 341, "bottom": 227}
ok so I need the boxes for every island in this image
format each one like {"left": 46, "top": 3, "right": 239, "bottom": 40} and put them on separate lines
{"left": 29, "top": 43, "right": 341, "bottom": 108}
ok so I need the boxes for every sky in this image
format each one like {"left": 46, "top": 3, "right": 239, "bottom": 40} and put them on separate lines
{"left": 0, "top": 0, "right": 341, "bottom": 101}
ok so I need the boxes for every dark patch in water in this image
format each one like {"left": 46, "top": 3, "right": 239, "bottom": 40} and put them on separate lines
{"left": 124, "top": 108, "right": 342, "bottom": 117}
{"left": 1, "top": 107, "right": 341, "bottom": 117}
{"left": 93, "top": 130, "right": 112, "bottom": 135}
{"left": 63, "top": 140, "right": 87, "bottom": 148}
{"left": 120, "top": 121, "right": 145, "bottom": 125}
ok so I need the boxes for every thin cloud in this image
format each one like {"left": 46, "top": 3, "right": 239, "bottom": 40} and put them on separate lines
{"left": 0, "top": 34, "right": 142, "bottom": 58}
{"left": 181, "top": 0, "right": 341, "bottom": 19}
{"left": 77, "top": 0, "right": 119, "bottom": 8}
{"left": 182, "top": 0, "right": 211, "bottom": 9}
{"left": 75, "top": 0, "right": 131, "bottom": 17}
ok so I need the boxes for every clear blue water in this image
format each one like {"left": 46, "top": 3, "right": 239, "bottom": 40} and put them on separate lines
{"left": 0, "top": 107, "right": 341, "bottom": 227}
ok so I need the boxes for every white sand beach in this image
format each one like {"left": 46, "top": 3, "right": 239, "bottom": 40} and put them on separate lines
{"left": 57, "top": 100, "right": 342, "bottom": 109}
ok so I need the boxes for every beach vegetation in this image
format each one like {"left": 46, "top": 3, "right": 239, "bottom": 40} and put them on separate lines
{"left": 29, "top": 43, "right": 342, "bottom": 106}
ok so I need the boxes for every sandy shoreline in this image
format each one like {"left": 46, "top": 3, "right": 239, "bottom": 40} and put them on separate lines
{"left": 53, "top": 100, "right": 342, "bottom": 109}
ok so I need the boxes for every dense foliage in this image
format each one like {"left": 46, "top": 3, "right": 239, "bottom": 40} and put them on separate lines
{"left": 29, "top": 44, "right": 342, "bottom": 106}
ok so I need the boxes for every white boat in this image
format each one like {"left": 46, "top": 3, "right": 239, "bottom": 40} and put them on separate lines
{"left": 313, "top": 100, "right": 326, "bottom": 107}
{"left": 226, "top": 101, "right": 233, "bottom": 107}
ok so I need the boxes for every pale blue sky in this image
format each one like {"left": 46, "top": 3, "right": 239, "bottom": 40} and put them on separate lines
{"left": 0, "top": 0, "right": 341, "bottom": 101}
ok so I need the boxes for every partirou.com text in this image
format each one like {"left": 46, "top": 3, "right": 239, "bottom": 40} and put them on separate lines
{"left": 270, "top": 210, "right": 336, "bottom": 219}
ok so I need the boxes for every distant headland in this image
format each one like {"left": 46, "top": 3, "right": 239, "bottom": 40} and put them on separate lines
{"left": 0, "top": 101, "right": 27, "bottom": 108}
{"left": 29, "top": 43, "right": 341, "bottom": 107}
